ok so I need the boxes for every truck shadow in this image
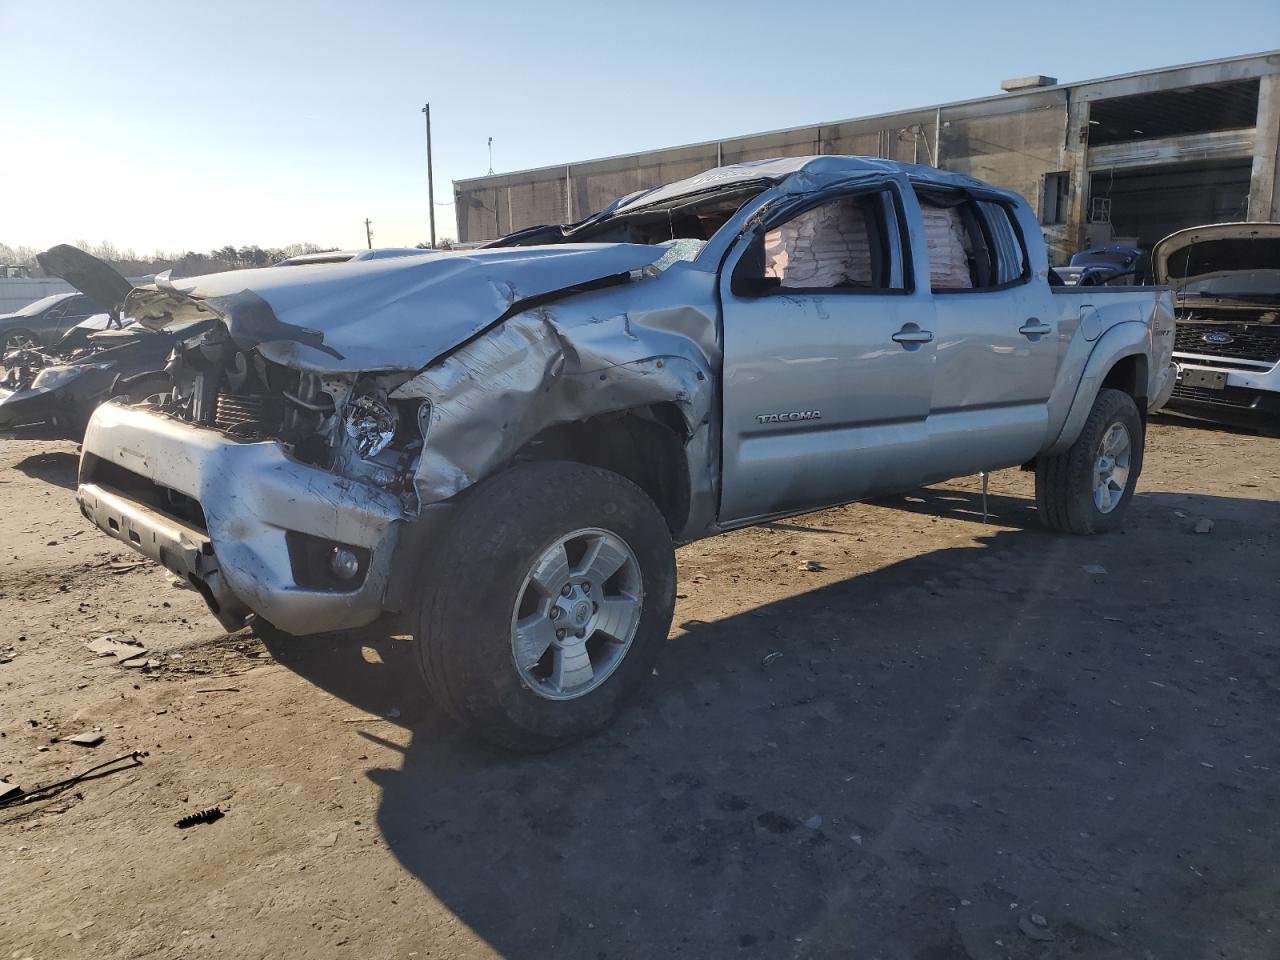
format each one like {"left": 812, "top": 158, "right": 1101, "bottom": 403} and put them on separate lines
{"left": 260, "top": 489, "right": 1280, "bottom": 959}
{"left": 1150, "top": 410, "right": 1277, "bottom": 439}
{"left": 11, "top": 450, "right": 80, "bottom": 490}
{"left": 871, "top": 485, "right": 1040, "bottom": 528}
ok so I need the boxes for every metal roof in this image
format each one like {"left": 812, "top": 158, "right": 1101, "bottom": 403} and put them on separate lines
{"left": 604, "top": 155, "right": 999, "bottom": 219}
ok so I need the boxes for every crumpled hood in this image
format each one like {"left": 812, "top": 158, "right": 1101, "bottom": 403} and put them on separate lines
{"left": 124, "top": 244, "right": 669, "bottom": 373}
{"left": 1153, "top": 222, "right": 1280, "bottom": 285}
{"left": 35, "top": 244, "right": 134, "bottom": 317}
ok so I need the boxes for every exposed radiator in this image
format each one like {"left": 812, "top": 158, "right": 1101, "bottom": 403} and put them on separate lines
{"left": 215, "top": 393, "right": 283, "bottom": 431}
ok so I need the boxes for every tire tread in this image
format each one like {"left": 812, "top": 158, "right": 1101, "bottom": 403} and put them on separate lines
{"left": 1035, "top": 387, "right": 1142, "bottom": 535}
{"left": 414, "top": 460, "right": 674, "bottom": 751}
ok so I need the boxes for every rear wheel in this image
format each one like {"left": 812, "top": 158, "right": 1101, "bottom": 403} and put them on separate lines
{"left": 1035, "top": 387, "right": 1143, "bottom": 534}
{"left": 415, "top": 460, "right": 676, "bottom": 751}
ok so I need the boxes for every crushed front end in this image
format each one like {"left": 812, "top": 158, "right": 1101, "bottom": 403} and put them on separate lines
{"left": 76, "top": 320, "right": 427, "bottom": 634}
{"left": 75, "top": 240, "right": 717, "bottom": 634}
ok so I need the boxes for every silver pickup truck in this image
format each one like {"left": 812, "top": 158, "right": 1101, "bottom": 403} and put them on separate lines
{"left": 76, "top": 157, "right": 1175, "bottom": 749}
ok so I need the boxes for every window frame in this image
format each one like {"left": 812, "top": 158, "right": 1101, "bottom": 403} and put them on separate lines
{"left": 43, "top": 298, "right": 73, "bottom": 321}
{"left": 731, "top": 182, "right": 915, "bottom": 298}
{"left": 1041, "top": 171, "right": 1070, "bottom": 226}
{"left": 914, "top": 186, "right": 1032, "bottom": 295}
{"left": 61, "top": 295, "right": 93, "bottom": 318}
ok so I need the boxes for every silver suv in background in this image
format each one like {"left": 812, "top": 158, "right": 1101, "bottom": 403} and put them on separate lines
{"left": 74, "top": 156, "right": 1175, "bottom": 749}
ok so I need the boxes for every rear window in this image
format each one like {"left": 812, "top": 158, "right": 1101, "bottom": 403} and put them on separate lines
{"left": 916, "top": 189, "right": 1028, "bottom": 292}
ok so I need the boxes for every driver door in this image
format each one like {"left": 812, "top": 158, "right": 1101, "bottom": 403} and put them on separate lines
{"left": 718, "top": 181, "right": 936, "bottom": 523}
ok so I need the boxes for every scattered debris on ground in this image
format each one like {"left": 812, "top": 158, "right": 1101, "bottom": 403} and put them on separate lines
{"left": 64, "top": 731, "right": 104, "bottom": 747}
{"left": 1018, "top": 912, "right": 1055, "bottom": 941}
{"left": 0, "top": 751, "right": 149, "bottom": 811}
{"left": 175, "top": 807, "right": 225, "bottom": 829}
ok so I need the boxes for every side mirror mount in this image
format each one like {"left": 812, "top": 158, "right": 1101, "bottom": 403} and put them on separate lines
{"left": 730, "top": 233, "right": 777, "bottom": 298}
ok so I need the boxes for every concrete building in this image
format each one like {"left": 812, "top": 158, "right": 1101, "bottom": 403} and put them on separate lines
{"left": 453, "top": 50, "right": 1280, "bottom": 264}
{"left": 0, "top": 277, "right": 76, "bottom": 315}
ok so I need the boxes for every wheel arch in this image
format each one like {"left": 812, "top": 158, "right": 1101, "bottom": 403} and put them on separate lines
{"left": 1044, "top": 322, "right": 1150, "bottom": 456}
{"left": 514, "top": 403, "right": 692, "bottom": 537}
{"left": 1100, "top": 353, "right": 1149, "bottom": 406}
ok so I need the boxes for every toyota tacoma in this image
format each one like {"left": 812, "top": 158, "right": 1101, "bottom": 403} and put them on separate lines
{"left": 74, "top": 156, "right": 1176, "bottom": 749}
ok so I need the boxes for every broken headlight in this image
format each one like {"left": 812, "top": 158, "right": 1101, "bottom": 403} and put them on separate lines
{"left": 31, "top": 362, "right": 112, "bottom": 391}
{"left": 344, "top": 394, "right": 398, "bottom": 458}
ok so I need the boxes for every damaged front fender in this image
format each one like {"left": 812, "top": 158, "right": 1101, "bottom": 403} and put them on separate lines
{"left": 119, "top": 240, "right": 725, "bottom": 540}
{"left": 390, "top": 264, "right": 720, "bottom": 535}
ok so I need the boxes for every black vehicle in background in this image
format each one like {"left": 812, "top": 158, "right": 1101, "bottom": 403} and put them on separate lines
{"left": 0, "top": 245, "right": 211, "bottom": 437}
{"left": 1054, "top": 246, "right": 1146, "bottom": 287}
{"left": 0, "top": 291, "right": 107, "bottom": 350}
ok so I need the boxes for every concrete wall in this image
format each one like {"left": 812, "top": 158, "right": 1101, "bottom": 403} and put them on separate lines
{"left": 1249, "top": 74, "right": 1280, "bottom": 220}
{"left": 454, "top": 51, "right": 1280, "bottom": 250}
{"left": 0, "top": 277, "right": 74, "bottom": 315}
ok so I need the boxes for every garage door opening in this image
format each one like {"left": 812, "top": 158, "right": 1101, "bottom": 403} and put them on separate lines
{"left": 1088, "top": 160, "right": 1254, "bottom": 253}
{"left": 1087, "top": 79, "right": 1260, "bottom": 146}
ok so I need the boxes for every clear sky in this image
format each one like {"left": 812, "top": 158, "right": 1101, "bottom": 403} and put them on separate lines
{"left": 2, "top": 0, "right": 1277, "bottom": 254}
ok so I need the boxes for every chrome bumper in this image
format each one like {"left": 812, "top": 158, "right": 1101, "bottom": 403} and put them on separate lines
{"left": 1172, "top": 352, "right": 1280, "bottom": 396}
{"left": 78, "top": 402, "right": 404, "bottom": 635}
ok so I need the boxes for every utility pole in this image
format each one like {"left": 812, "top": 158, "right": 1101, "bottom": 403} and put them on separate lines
{"left": 487, "top": 136, "right": 494, "bottom": 175}
{"left": 364, "top": 218, "right": 373, "bottom": 249}
{"left": 422, "top": 103, "right": 436, "bottom": 249}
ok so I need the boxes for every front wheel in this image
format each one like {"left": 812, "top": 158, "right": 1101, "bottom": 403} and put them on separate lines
{"left": 1035, "top": 387, "right": 1143, "bottom": 534}
{"left": 3, "top": 328, "right": 39, "bottom": 352}
{"left": 415, "top": 460, "right": 676, "bottom": 751}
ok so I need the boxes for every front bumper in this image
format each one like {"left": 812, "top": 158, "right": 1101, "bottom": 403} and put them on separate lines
{"left": 0, "top": 368, "right": 115, "bottom": 434}
{"left": 0, "top": 383, "right": 63, "bottom": 430}
{"left": 78, "top": 402, "right": 405, "bottom": 634}
{"left": 1168, "top": 352, "right": 1280, "bottom": 425}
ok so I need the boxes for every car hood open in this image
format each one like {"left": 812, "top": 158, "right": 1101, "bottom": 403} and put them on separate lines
{"left": 123, "top": 243, "right": 669, "bottom": 373}
{"left": 1152, "top": 222, "right": 1280, "bottom": 286}
{"left": 35, "top": 244, "right": 134, "bottom": 317}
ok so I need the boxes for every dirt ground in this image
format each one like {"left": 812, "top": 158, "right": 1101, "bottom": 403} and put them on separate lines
{"left": 2, "top": 414, "right": 1278, "bottom": 960}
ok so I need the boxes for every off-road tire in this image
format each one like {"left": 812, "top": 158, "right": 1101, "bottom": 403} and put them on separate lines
{"left": 1036, "top": 387, "right": 1143, "bottom": 535}
{"left": 415, "top": 460, "right": 676, "bottom": 751}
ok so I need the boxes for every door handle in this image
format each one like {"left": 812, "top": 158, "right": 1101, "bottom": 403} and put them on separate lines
{"left": 1019, "top": 319, "right": 1053, "bottom": 338}
{"left": 891, "top": 328, "right": 934, "bottom": 345}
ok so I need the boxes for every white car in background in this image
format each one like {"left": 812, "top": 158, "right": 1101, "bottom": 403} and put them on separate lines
{"left": 1160, "top": 223, "right": 1280, "bottom": 428}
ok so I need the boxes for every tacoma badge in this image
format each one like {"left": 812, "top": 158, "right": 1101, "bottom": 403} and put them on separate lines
{"left": 756, "top": 410, "right": 821, "bottom": 424}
